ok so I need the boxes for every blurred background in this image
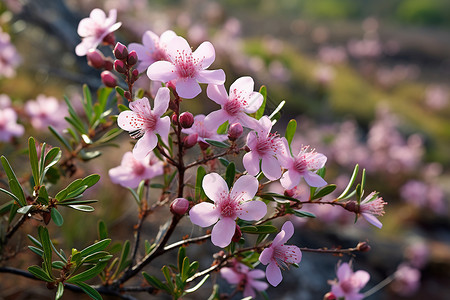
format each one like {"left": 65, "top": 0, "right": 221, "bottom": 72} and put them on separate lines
{"left": 0, "top": 0, "right": 449, "bottom": 299}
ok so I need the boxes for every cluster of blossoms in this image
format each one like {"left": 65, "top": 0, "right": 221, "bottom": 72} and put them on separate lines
{"left": 73, "top": 7, "right": 387, "bottom": 297}
{"left": 0, "top": 28, "right": 21, "bottom": 79}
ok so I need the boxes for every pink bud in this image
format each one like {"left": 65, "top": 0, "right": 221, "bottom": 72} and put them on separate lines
{"left": 114, "top": 59, "right": 127, "bottom": 74}
{"left": 183, "top": 133, "right": 198, "bottom": 149}
{"left": 131, "top": 69, "right": 139, "bottom": 83}
{"left": 199, "top": 141, "right": 210, "bottom": 150}
{"left": 124, "top": 91, "right": 132, "bottom": 101}
{"left": 357, "top": 242, "right": 371, "bottom": 252}
{"left": 103, "top": 32, "right": 116, "bottom": 46}
{"left": 179, "top": 112, "right": 194, "bottom": 129}
{"left": 170, "top": 198, "right": 190, "bottom": 215}
{"left": 114, "top": 42, "right": 128, "bottom": 60}
{"left": 86, "top": 49, "right": 105, "bottom": 69}
{"left": 228, "top": 122, "right": 243, "bottom": 141}
{"left": 171, "top": 113, "right": 178, "bottom": 125}
{"left": 103, "top": 58, "right": 114, "bottom": 71}
{"left": 323, "top": 292, "right": 336, "bottom": 300}
{"left": 127, "top": 50, "right": 138, "bottom": 66}
{"left": 101, "top": 71, "right": 118, "bottom": 88}
{"left": 344, "top": 201, "right": 359, "bottom": 213}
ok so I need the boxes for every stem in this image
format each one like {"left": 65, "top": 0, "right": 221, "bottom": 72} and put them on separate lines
{"left": 163, "top": 234, "right": 211, "bottom": 252}
{"left": 363, "top": 273, "right": 396, "bottom": 298}
{"left": 185, "top": 149, "right": 233, "bottom": 169}
{"left": 5, "top": 214, "right": 28, "bottom": 243}
{"left": 299, "top": 245, "right": 361, "bottom": 254}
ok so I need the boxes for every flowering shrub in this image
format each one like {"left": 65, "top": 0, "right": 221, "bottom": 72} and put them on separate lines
{"left": 0, "top": 5, "right": 423, "bottom": 300}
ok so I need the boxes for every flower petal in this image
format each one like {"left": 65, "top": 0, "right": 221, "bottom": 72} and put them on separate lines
{"left": 204, "top": 109, "right": 229, "bottom": 130}
{"left": 202, "top": 173, "right": 229, "bottom": 203}
{"left": 230, "top": 76, "right": 254, "bottom": 95}
{"left": 303, "top": 171, "right": 327, "bottom": 188}
{"left": 159, "top": 30, "right": 177, "bottom": 45}
{"left": 193, "top": 41, "right": 215, "bottom": 69}
{"left": 132, "top": 132, "right": 157, "bottom": 159}
{"left": 206, "top": 84, "right": 228, "bottom": 105}
{"left": 278, "top": 245, "right": 302, "bottom": 264}
{"left": 249, "top": 278, "right": 269, "bottom": 292}
{"left": 117, "top": 111, "right": 142, "bottom": 131}
{"left": 152, "top": 87, "right": 170, "bottom": 116}
{"left": 155, "top": 116, "right": 170, "bottom": 145}
{"left": 230, "top": 175, "right": 258, "bottom": 202}
{"left": 147, "top": 61, "right": 177, "bottom": 83}
{"left": 261, "top": 155, "right": 282, "bottom": 180}
{"left": 237, "top": 200, "right": 267, "bottom": 221}
{"left": 244, "top": 92, "right": 263, "bottom": 114}
{"left": 361, "top": 213, "right": 383, "bottom": 228}
{"left": 266, "top": 262, "right": 283, "bottom": 287}
{"left": 354, "top": 270, "right": 371, "bottom": 289}
{"left": 211, "top": 217, "right": 236, "bottom": 248}
{"left": 306, "top": 153, "right": 327, "bottom": 170}
{"left": 129, "top": 97, "right": 152, "bottom": 112}
{"left": 141, "top": 31, "right": 158, "bottom": 52}
{"left": 176, "top": 78, "right": 201, "bottom": 99}
{"left": 259, "top": 247, "right": 273, "bottom": 265}
{"left": 280, "top": 170, "right": 301, "bottom": 190}
{"left": 243, "top": 283, "right": 256, "bottom": 299}
{"left": 279, "top": 221, "right": 295, "bottom": 244}
{"left": 243, "top": 151, "right": 261, "bottom": 177}
{"left": 197, "top": 69, "right": 226, "bottom": 85}
{"left": 189, "top": 202, "right": 219, "bottom": 227}
{"left": 336, "top": 263, "right": 352, "bottom": 281}
{"left": 220, "top": 268, "right": 241, "bottom": 284}
{"left": 248, "top": 269, "right": 266, "bottom": 280}
{"left": 165, "top": 36, "right": 192, "bottom": 62}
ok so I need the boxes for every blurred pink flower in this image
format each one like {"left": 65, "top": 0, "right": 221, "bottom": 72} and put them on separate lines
{"left": 318, "top": 46, "right": 347, "bottom": 64}
{"left": 392, "top": 263, "right": 421, "bottom": 296}
{"left": 0, "top": 94, "right": 12, "bottom": 108}
{"left": 189, "top": 173, "right": 266, "bottom": 248}
{"left": 243, "top": 116, "right": 287, "bottom": 180}
{"left": 425, "top": 85, "right": 448, "bottom": 110}
{"left": 108, "top": 151, "right": 163, "bottom": 188}
{"left": 181, "top": 114, "right": 227, "bottom": 144}
{"left": 75, "top": 8, "right": 122, "bottom": 56}
{"left": 0, "top": 29, "right": 21, "bottom": 78}
{"left": 25, "top": 95, "right": 67, "bottom": 132}
{"left": 220, "top": 260, "right": 268, "bottom": 298}
{"left": 204, "top": 76, "right": 263, "bottom": 131}
{"left": 259, "top": 221, "right": 302, "bottom": 287}
{"left": 117, "top": 87, "right": 170, "bottom": 159}
{"left": 128, "top": 30, "right": 177, "bottom": 73}
{"left": 359, "top": 192, "right": 386, "bottom": 229}
{"left": 0, "top": 107, "right": 24, "bottom": 141}
{"left": 147, "top": 36, "right": 225, "bottom": 99}
{"left": 405, "top": 240, "right": 429, "bottom": 269}
{"left": 280, "top": 145, "right": 327, "bottom": 190}
{"left": 330, "top": 262, "right": 370, "bottom": 300}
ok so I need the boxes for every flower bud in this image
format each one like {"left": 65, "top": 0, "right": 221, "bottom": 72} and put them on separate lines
{"left": 183, "top": 133, "right": 198, "bottom": 149}
{"left": 344, "top": 201, "right": 359, "bottom": 213}
{"left": 179, "top": 112, "right": 194, "bottom": 128}
{"left": 127, "top": 50, "right": 138, "bottom": 66}
{"left": 114, "top": 42, "right": 128, "bottom": 60}
{"left": 131, "top": 69, "right": 139, "bottom": 82}
{"left": 228, "top": 122, "right": 243, "bottom": 141}
{"left": 124, "top": 91, "right": 132, "bottom": 101}
{"left": 102, "top": 32, "right": 116, "bottom": 46}
{"left": 86, "top": 49, "right": 105, "bottom": 69}
{"left": 357, "top": 242, "right": 371, "bottom": 252}
{"left": 103, "top": 58, "right": 114, "bottom": 71}
{"left": 199, "top": 141, "right": 210, "bottom": 150}
{"left": 231, "top": 224, "right": 242, "bottom": 243}
{"left": 284, "top": 188, "right": 295, "bottom": 198}
{"left": 323, "top": 292, "right": 336, "bottom": 300}
{"left": 114, "top": 59, "right": 127, "bottom": 74}
{"left": 171, "top": 113, "right": 178, "bottom": 125}
{"left": 170, "top": 198, "right": 190, "bottom": 215}
{"left": 101, "top": 71, "right": 118, "bottom": 88}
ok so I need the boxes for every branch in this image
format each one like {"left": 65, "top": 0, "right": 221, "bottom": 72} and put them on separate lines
{"left": 163, "top": 234, "right": 211, "bottom": 252}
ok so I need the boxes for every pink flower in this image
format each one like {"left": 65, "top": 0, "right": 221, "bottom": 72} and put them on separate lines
{"left": 330, "top": 262, "right": 370, "bottom": 300}
{"left": 189, "top": 173, "right": 267, "bottom": 248}
{"left": 243, "top": 116, "right": 287, "bottom": 180}
{"left": 259, "top": 221, "right": 302, "bottom": 287}
{"left": 220, "top": 260, "right": 268, "bottom": 298}
{"left": 392, "top": 263, "right": 421, "bottom": 296}
{"left": 128, "top": 30, "right": 177, "bottom": 73}
{"left": 0, "top": 107, "right": 24, "bottom": 141}
{"left": 204, "top": 76, "right": 263, "bottom": 130}
{"left": 359, "top": 192, "right": 386, "bottom": 229}
{"left": 75, "top": 8, "right": 122, "bottom": 56}
{"left": 25, "top": 95, "right": 67, "bottom": 131}
{"left": 147, "top": 36, "right": 225, "bottom": 99}
{"left": 117, "top": 87, "right": 171, "bottom": 159}
{"left": 181, "top": 114, "right": 227, "bottom": 144}
{"left": 280, "top": 145, "right": 327, "bottom": 190}
{"left": 108, "top": 151, "right": 164, "bottom": 188}
{"left": 0, "top": 29, "right": 21, "bottom": 78}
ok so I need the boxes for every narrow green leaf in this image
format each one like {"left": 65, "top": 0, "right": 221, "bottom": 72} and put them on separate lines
{"left": 80, "top": 239, "right": 111, "bottom": 257}
{"left": 115, "top": 86, "right": 125, "bottom": 98}
{"left": 178, "top": 247, "right": 186, "bottom": 273}
{"left": 216, "top": 121, "right": 229, "bottom": 135}
{"left": 240, "top": 225, "right": 278, "bottom": 234}
{"left": 17, "top": 205, "right": 33, "bottom": 214}
{"left": 337, "top": 164, "right": 359, "bottom": 200}
{"left": 292, "top": 210, "right": 316, "bottom": 218}
{"left": 9, "top": 179, "right": 26, "bottom": 207}
{"left": 204, "top": 139, "right": 229, "bottom": 148}
{"left": 57, "top": 199, "right": 98, "bottom": 205}
{"left": 285, "top": 119, "right": 297, "bottom": 148}
{"left": 361, "top": 168, "right": 366, "bottom": 191}
{"left": 66, "top": 261, "right": 108, "bottom": 283}
{"left": 0, "top": 200, "right": 14, "bottom": 215}
{"left": 48, "top": 126, "right": 72, "bottom": 151}
{"left": 66, "top": 185, "right": 88, "bottom": 199}
{"left": 162, "top": 265, "right": 174, "bottom": 291}
{"left": 225, "top": 162, "right": 236, "bottom": 189}
{"left": 56, "top": 282, "right": 64, "bottom": 300}
{"left": 29, "top": 137, "right": 40, "bottom": 186}
{"left": 79, "top": 150, "right": 102, "bottom": 161}
{"left": 67, "top": 205, "right": 95, "bottom": 212}
{"left": 28, "top": 265, "right": 54, "bottom": 282}
{"left": 38, "top": 226, "right": 53, "bottom": 277}
{"left": 195, "top": 166, "right": 207, "bottom": 202}
{"left": 83, "top": 84, "right": 93, "bottom": 124}
{"left": 117, "top": 104, "right": 129, "bottom": 112}
{"left": 96, "top": 128, "right": 122, "bottom": 144}
{"left": 311, "top": 184, "right": 337, "bottom": 200}
{"left": 72, "top": 281, "right": 102, "bottom": 300}
{"left": 181, "top": 256, "right": 190, "bottom": 282}
{"left": 143, "top": 272, "right": 171, "bottom": 293}
{"left": 37, "top": 186, "right": 49, "bottom": 205}
{"left": 28, "top": 246, "right": 44, "bottom": 257}
{"left": 268, "top": 100, "right": 285, "bottom": 121}
{"left": 259, "top": 192, "right": 300, "bottom": 202}
{"left": 255, "top": 85, "right": 267, "bottom": 120}
{"left": 218, "top": 157, "right": 230, "bottom": 167}
{"left": 8, "top": 203, "right": 19, "bottom": 223}
{"left": 28, "top": 234, "right": 42, "bottom": 247}
{"left": 127, "top": 187, "right": 141, "bottom": 206}
{"left": 51, "top": 209, "right": 64, "bottom": 226}
{"left": 81, "top": 252, "right": 112, "bottom": 264}
{"left": 0, "top": 187, "right": 20, "bottom": 203}
{"left": 116, "top": 240, "right": 130, "bottom": 274}
{"left": 38, "top": 142, "right": 47, "bottom": 184}
{"left": 356, "top": 183, "right": 362, "bottom": 204}
{"left": 185, "top": 274, "right": 210, "bottom": 293}
{"left": 52, "top": 261, "right": 66, "bottom": 269}
{"left": 98, "top": 220, "right": 108, "bottom": 240}
{"left": 50, "top": 239, "right": 68, "bottom": 263}
{"left": 187, "top": 261, "right": 199, "bottom": 277}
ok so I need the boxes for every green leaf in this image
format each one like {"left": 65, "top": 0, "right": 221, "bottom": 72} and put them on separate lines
{"left": 98, "top": 220, "right": 108, "bottom": 240}
{"left": 188, "top": 261, "right": 199, "bottom": 277}
{"left": 259, "top": 192, "right": 300, "bottom": 202}
{"left": 38, "top": 226, "right": 53, "bottom": 276}
{"left": 72, "top": 281, "right": 102, "bottom": 300}
{"left": 216, "top": 121, "right": 229, "bottom": 135}
{"left": 28, "top": 234, "right": 42, "bottom": 247}
{"left": 96, "top": 128, "right": 122, "bottom": 144}
{"left": 29, "top": 137, "right": 40, "bottom": 187}
{"left": 127, "top": 187, "right": 141, "bottom": 206}
{"left": 207, "top": 284, "right": 220, "bottom": 300}
{"left": 311, "top": 184, "right": 337, "bottom": 200}
{"left": 80, "top": 239, "right": 111, "bottom": 257}
{"left": 143, "top": 272, "right": 171, "bottom": 293}
{"left": 291, "top": 210, "right": 316, "bottom": 218}
{"left": 268, "top": 100, "right": 285, "bottom": 121}
{"left": 83, "top": 84, "right": 93, "bottom": 124}
{"left": 50, "top": 209, "right": 64, "bottom": 226}
{"left": 28, "top": 246, "right": 44, "bottom": 257}
{"left": 185, "top": 274, "right": 210, "bottom": 293}
{"left": 57, "top": 199, "right": 98, "bottom": 206}
{"left": 81, "top": 252, "right": 112, "bottom": 264}
{"left": 52, "top": 261, "right": 66, "bottom": 269}
{"left": 0, "top": 200, "right": 14, "bottom": 215}
{"left": 337, "top": 164, "right": 359, "bottom": 200}
{"left": 115, "top": 86, "right": 125, "bottom": 98}
{"left": 67, "top": 205, "right": 95, "bottom": 212}
{"left": 66, "top": 261, "right": 108, "bottom": 283}
{"left": 0, "top": 187, "right": 20, "bottom": 203}
{"left": 117, "top": 104, "right": 129, "bottom": 112}
{"left": 181, "top": 256, "right": 190, "bottom": 282}
{"left": 360, "top": 168, "right": 366, "bottom": 191}
{"left": 17, "top": 205, "right": 33, "bottom": 214}
{"left": 204, "top": 139, "right": 229, "bottom": 148}
{"left": 28, "top": 265, "right": 54, "bottom": 282}
{"left": 37, "top": 186, "right": 49, "bottom": 205}
{"left": 79, "top": 150, "right": 102, "bottom": 161}
{"left": 255, "top": 85, "right": 267, "bottom": 120}
{"left": 48, "top": 126, "right": 72, "bottom": 151}
{"left": 1, "top": 156, "right": 26, "bottom": 206}
{"left": 225, "top": 162, "right": 235, "bottom": 189}
{"left": 56, "top": 282, "right": 64, "bottom": 300}
{"left": 195, "top": 166, "right": 207, "bottom": 202}
{"left": 116, "top": 240, "right": 130, "bottom": 274}
{"left": 38, "top": 142, "right": 47, "bottom": 181}
{"left": 240, "top": 225, "right": 278, "bottom": 234}
{"left": 162, "top": 265, "right": 174, "bottom": 291}
{"left": 64, "top": 96, "right": 86, "bottom": 134}
{"left": 218, "top": 157, "right": 230, "bottom": 167}
{"left": 285, "top": 119, "right": 297, "bottom": 150}
{"left": 66, "top": 185, "right": 88, "bottom": 199}
{"left": 178, "top": 247, "right": 186, "bottom": 273}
